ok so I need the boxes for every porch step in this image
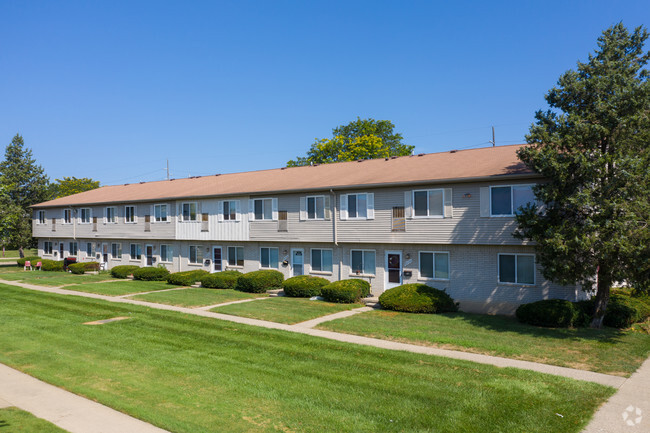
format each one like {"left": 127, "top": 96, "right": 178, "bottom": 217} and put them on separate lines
{"left": 267, "top": 289, "right": 285, "bottom": 297}
{"left": 363, "top": 297, "right": 381, "bottom": 308}
{"left": 191, "top": 283, "right": 201, "bottom": 288}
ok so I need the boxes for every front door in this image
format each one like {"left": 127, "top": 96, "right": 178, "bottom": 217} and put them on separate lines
{"left": 58, "top": 243, "right": 64, "bottom": 259}
{"left": 385, "top": 251, "right": 402, "bottom": 290}
{"left": 213, "top": 247, "right": 222, "bottom": 272}
{"left": 292, "top": 249, "right": 304, "bottom": 276}
{"left": 102, "top": 243, "right": 109, "bottom": 264}
{"left": 145, "top": 245, "right": 154, "bottom": 266}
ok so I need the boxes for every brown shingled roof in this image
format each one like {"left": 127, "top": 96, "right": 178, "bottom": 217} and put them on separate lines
{"left": 34, "top": 144, "right": 534, "bottom": 208}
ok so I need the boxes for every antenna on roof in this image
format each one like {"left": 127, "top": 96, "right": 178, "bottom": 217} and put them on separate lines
{"left": 489, "top": 126, "right": 496, "bottom": 147}
{"left": 166, "top": 159, "right": 170, "bottom": 181}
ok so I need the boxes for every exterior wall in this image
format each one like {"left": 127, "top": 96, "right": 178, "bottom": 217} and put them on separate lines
{"left": 175, "top": 197, "right": 250, "bottom": 241}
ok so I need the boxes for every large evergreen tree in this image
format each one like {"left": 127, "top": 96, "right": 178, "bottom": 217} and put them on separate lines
{"left": 0, "top": 134, "right": 50, "bottom": 248}
{"left": 515, "top": 24, "right": 650, "bottom": 328}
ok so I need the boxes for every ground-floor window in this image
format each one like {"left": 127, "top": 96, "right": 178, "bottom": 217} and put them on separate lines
{"left": 351, "top": 250, "right": 375, "bottom": 275}
{"left": 160, "top": 244, "right": 173, "bottom": 263}
{"left": 228, "top": 246, "right": 244, "bottom": 267}
{"left": 189, "top": 245, "right": 203, "bottom": 264}
{"left": 311, "top": 249, "right": 333, "bottom": 273}
{"left": 86, "top": 242, "right": 94, "bottom": 257}
{"left": 260, "top": 247, "right": 279, "bottom": 269}
{"left": 130, "top": 244, "right": 142, "bottom": 260}
{"left": 43, "top": 241, "right": 53, "bottom": 255}
{"left": 419, "top": 251, "right": 449, "bottom": 280}
{"left": 69, "top": 242, "right": 78, "bottom": 256}
{"left": 111, "top": 243, "right": 122, "bottom": 259}
{"left": 498, "top": 253, "right": 535, "bottom": 285}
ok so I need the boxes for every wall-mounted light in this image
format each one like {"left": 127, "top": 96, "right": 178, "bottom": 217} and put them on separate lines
{"left": 405, "top": 253, "right": 411, "bottom": 260}
{"left": 282, "top": 250, "right": 288, "bottom": 255}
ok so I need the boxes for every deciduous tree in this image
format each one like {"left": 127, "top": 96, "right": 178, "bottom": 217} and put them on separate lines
{"left": 52, "top": 176, "right": 100, "bottom": 198}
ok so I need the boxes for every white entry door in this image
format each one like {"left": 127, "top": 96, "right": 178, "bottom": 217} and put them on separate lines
{"left": 292, "top": 249, "right": 304, "bottom": 276}
{"left": 385, "top": 251, "right": 402, "bottom": 290}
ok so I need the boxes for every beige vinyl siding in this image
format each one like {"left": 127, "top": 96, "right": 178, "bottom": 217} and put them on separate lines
{"left": 176, "top": 198, "right": 250, "bottom": 241}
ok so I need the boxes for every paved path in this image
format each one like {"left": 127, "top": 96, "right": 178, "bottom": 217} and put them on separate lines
{"left": 294, "top": 306, "right": 373, "bottom": 328}
{"left": 0, "top": 363, "right": 170, "bottom": 433}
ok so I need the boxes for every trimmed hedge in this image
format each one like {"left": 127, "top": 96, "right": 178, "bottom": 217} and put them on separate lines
{"left": 321, "top": 279, "right": 371, "bottom": 304}
{"left": 167, "top": 270, "right": 209, "bottom": 286}
{"left": 516, "top": 299, "right": 584, "bottom": 328}
{"left": 133, "top": 267, "right": 170, "bottom": 281}
{"left": 200, "top": 271, "right": 242, "bottom": 289}
{"left": 282, "top": 275, "right": 330, "bottom": 297}
{"left": 68, "top": 261, "right": 101, "bottom": 274}
{"left": 236, "top": 270, "right": 284, "bottom": 293}
{"left": 379, "top": 283, "right": 459, "bottom": 313}
{"left": 111, "top": 265, "right": 141, "bottom": 279}
{"left": 603, "top": 294, "right": 650, "bottom": 328}
{"left": 17, "top": 256, "right": 41, "bottom": 267}
{"left": 40, "top": 259, "right": 64, "bottom": 272}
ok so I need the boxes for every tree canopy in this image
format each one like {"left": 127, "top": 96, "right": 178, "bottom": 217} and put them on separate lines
{"left": 515, "top": 23, "right": 650, "bottom": 328}
{"left": 287, "top": 118, "right": 414, "bottom": 167}
{"left": 52, "top": 176, "right": 100, "bottom": 198}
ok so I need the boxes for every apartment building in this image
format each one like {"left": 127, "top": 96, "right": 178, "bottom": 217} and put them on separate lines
{"left": 31, "top": 145, "right": 585, "bottom": 314}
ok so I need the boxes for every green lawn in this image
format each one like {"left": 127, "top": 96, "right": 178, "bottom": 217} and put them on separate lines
{"left": 0, "top": 270, "right": 114, "bottom": 286}
{"left": 130, "top": 288, "right": 266, "bottom": 307}
{"left": 318, "top": 309, "right": 650, "bottom": 377}
{"left": 0, "top": 248, "right": 38, "bottom": 258}
{"left": 0, "top": 284, "right": 613, "bottom": 433}
{"left": 0, "top": 407, "right": 68, "bottom": 433}
{"left": 211, "top": 296, "right": 372, "bottom": 324}
{"left": 64, "top": 280, "right": 175, "bottom": 296}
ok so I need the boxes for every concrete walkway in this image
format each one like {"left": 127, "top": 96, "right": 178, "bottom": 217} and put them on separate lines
{"left": 294, "top": 306, "right": 373, "bottom": 328}
{"left": 0, "top": 363, "right": 170, "bottom": 433}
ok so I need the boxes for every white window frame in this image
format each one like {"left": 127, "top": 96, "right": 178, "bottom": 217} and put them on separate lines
{"left": 251, "top": 198, "right": 277, "bottom": 221}
{"left": 125, "top": 206, "right": 137, "bottom": 223}
{"left": 63, "top": 209, "right": 72, "bottom": 224}
{"left": 220, "top": 200, "right": 240, "bottom": 222}
{"left": 418, "top": 251, "right": 450, "bottom": 281}
{"left": 160, "top": 244, "right": 173, "bottom": 263}
{"left": 497, "top": 253, "right": 536, "bottom": 285}
{"left": 227, "top": 246, "right": 244, "bottom": 268}
{"left": 111, "top": 243, "right": 122, "bottom": 259}
{"left": 86, "top": 242, "right": 93, "bottom": 257}
{"left": 350, "top": 249, "right": 376, "bottom": 276}
{"left": 260, "top": 247, "right": 279, "bottom": 269}
{"left": 79, "top": 208, "right": 92, "bottom": 224}
{"left": 490, "top": 184, "right": 535, "bottom": 217}
{"left": 347, "top": 193, "right": 368, "bottom": 219}
{"left": 189, "top": 245, "right": 203, "bottom": 265}
{"left": 412, "top": 189, "right": 444, "bottom": 218}
{"left": 43, "top": 241, "right": 53, "bottom": 255}
{"left": 105, "top": 206, "right": 117, "bottom": 224}
{"left": 181, "top": 202, "right": 198, "bottom": 222}
{"left": 310, "top": 248, "right": 333, "bottom": 274}
{"left": 69, "top": 242, "right": 78, "bottom": 256}
{"left": 153, "top": 204, "right": 169, "bottom": 223}
{"left": 130, "top": 243, "right": 142, "bottom": 261}
{"left": 306, "top": 196, "right": 326, "bottom": 220}
{"left": 37, "top": 210, "right": 46, "bottom": 224}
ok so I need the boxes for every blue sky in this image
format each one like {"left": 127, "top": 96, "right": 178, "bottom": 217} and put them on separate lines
{"left": 1, "top": 1, "right": 647, "bottom": 186}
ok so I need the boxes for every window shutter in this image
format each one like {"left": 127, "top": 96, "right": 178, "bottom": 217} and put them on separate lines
{"left": 366, "top": 193, "right": 375, "bottom": 220}
{"left": 235, "top": 200, "right": 241, "bottom": 221}
{"left": 133, "top": 206, "right": 138, "bottom": 223}
{"left": 443, "top": 188, "right": 453, "bottom": 218}
{"left": 340, "top": 194, "right": 348, "bottom": 220}
{"left": 404, "top": 191, "right": 413, "bottom": 219}
{"left": 217, "top": 201, "right": 224, "bottom": 222}
{"left": 272, "top": 198, "right": 278, "bottom": 221}
{"left": 480, "top": 187, "right": 490, "bottom": 217}
{"left": 249, "top": 199, "right": 255, "bottom": 220}
{"left": 103, "top": 208, "right": 107, "bottom": 224}
{"left": 299, "top": 197, "right": 307, "bottom": 221}
{"left": 178, "top": 204, "right": 182, "bottom": 221}
{"left": 324, "top": 195, "right": 331, "bottom": 220}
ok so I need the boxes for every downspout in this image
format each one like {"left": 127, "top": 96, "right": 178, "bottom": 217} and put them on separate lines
{"left": 72, "top": 208, "right": 77, "bottom": 241}
{"left": 330, "top": 189, "right": 342, "bottom": 281}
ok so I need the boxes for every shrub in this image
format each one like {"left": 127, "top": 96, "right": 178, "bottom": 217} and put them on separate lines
{"left": 201, "top": 271, "right": 242, "bottom": 289}
{"left": 40, "top": 259, "right": 64, "bottom": 272}
{"left": 282, "top": 275, "right": 330, "bottom": 297}
{"left": 321, "top": 279, "right": 371, "bottom": 304}
{"left": 515, "top": 299, "right": 582, "bottom": 328}
{"left": 603, "top": 294, "right": 650, "bottom": 328}
{"left": 236, "top": 270, "right": 284, "bottom": 293}
{"left": 379, "top": 283, "right": 458, "bottom": 313}
{"left": 167, "top": 270, "right": 209, "bottom": 286}
{"left": 68, "top": 263, "right": 87, "bottom": 274}
{"left": 111, "top": 265, "right": 141, "bottom": 279}
{"left": 18, "top": 256, "right": 41, "bottom": 267}
{"left": 133, "top": 266, "right": 170, "bottom": 281}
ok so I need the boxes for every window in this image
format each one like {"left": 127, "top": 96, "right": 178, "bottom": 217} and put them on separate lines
{"left": 111, "top": 243, "right": 122, "bottom": 259}
{"left": 348, "top": 194, "right": 367, "bottom": 219}
{"left": 181, "top": 202, "right": 198, "bottom": 221}
{"left": 130, "top": 244, "right": 142, "bottom": 260}
{"left": 490, "top": 185, "right": 535, "bottom": 216}
{"left": 86, "top": 242, "right": 93, "bottom": 257}
{"left": 37, "top": 210, "right": 46, "bottom": 224}
{"left": 160, "top": 244, "right": 173, "bottom": 262}
{"left": 413, "top": 189, "right": 444, "bottom": 217}
{"left": 498, "top": 254, "right": 535, "bottom": 285}
{"left": 260, "top": 247, "right": 279, "bottom": 269}
{"left": 307, "top": 196, "right": 325, "bottom": 219}
{"left": 419, "top": 252, "right": 450, "bottom": 280}
{"left": 189, "top": 246, "right": 203, "bottom": 264}
{"left": 43, "top": 241, "right": 53, "bottom": 255}
{"left": 311, "top": 249, "right": 333, "bottom": 273}
{"left": 222, "top": 200, "right": 238, "bottom": 221}
{"left": 154, "top": 204, "right": 168, "bottom": 222}
{"left": 227, "top": 246, "right": 244, "bottom": 267}
{"left": 351, "top": 250, "right": 375, "bottom": 275}
{"left": 105, "top": 207, "right": 116, "bottom": 223}
{"left": 69, "top": 242, "right": 78, "bottom": 256}
{"left": 125, "top": 206, "right": 136, "bottom": 223}
{"left": 63, "top": 209, "right": 72, "bottom": 224}
{"left": 79, "top": 208, "right": 91, "bottom": 224}
{"left": 253, "top": 198, "right": 273, "bottom": 220}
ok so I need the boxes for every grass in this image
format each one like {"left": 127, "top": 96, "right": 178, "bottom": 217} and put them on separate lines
{"left": 0, "top": 269, "right": 114, "bottom": 286}
{"left": 0, "top": 284, "right": 613, "bottom": 433}
{"left": 318, "top": 309, "right": 650, "bottom": 377}
{"left": 211, "top": 296, "right": 362, "bottom": 324}
{"left": 0, "top": 407, "right": 68, "bottom": 432}
{"left": 64, "top": 280, "right": 175, "bottom": 296}
{"left": 0, "top": 248, "right": 38, "bottom": 258}
{"left": 130, "top": 288, "right": 266, "bottom": 307}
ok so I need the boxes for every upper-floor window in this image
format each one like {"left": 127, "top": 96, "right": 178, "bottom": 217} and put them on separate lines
{"left": 311, "top": 249, "right": 333, "bottom": 273}
{"left": 181, "top": 202, "right": 198, "bottom": 221}
{"left": 227, "top": 246, "right": 244, "bottom": 267}
{"left": 307, "top": 196, "right": 325, "bottom": 219}
{"left": 125, "top": 206, "right": 136, "bottom": 223}
{"left": 63, "top": 209, "right": 72, "bottom": 224}
{"left": 79, "top": 208, "right": 92, "bottom": 224}
{"left": 252, "top": 198, "right": 275, "bottom": 220}
{"left": 105, "top": 207, "right": 116, "bottom": 223}
{"left": 419, "top": 251, "right": 449, "bottom": 280}
{"left": 351, "top": 249, "right": 375, "bottom": 275}
{"left": 189, "top": 245, "right": 203, "bottom": 264}
{"left": 37, "top": 210, "right": 46, "bottom": 224}
{"left": 413, "top": 189, "right": 444, "bottom": 217}
{"left": 219, "top": 200, "right": 240, "bottom": 221}
{"left": 260, "top": 247, "right": 279, "bottom": 269}
{"left": 498, "top": 253, "right": 535, "bottom": 285}
{"left": 340, "top": 193, "right": 374, "bottom": 220}
{"left": 154, "top": 204, "right": 168, "bottom": 222}
{"left": 490, "top": 185, "right": 535, "bottom": 216}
